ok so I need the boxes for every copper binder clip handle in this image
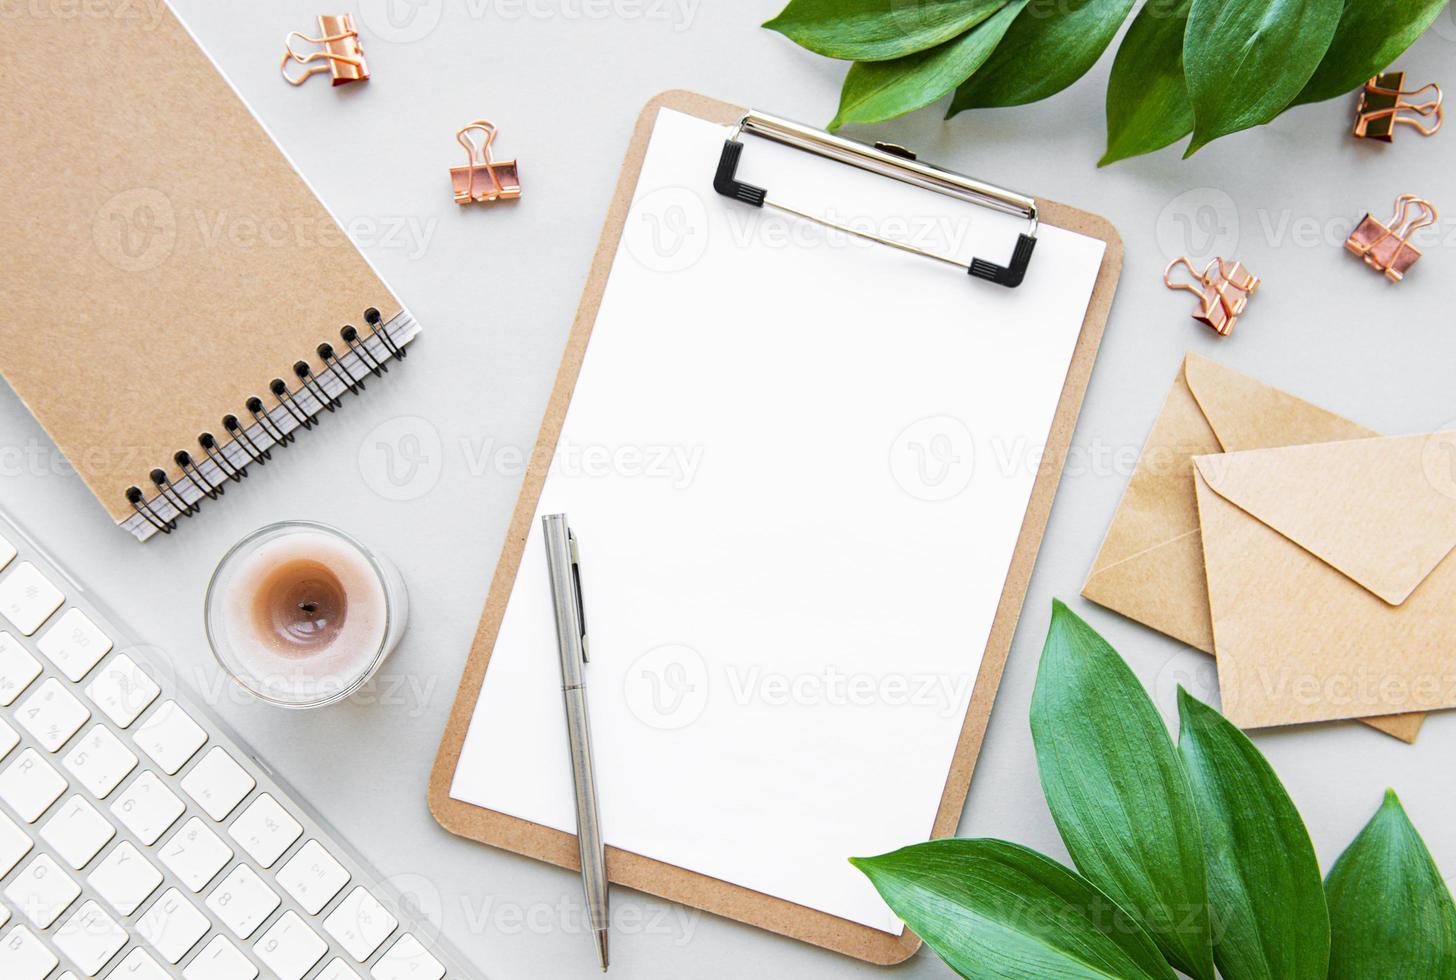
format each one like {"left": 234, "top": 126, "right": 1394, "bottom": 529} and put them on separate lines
{"left": 281, "top": 14, "right": 368, "bottom": 87}
{"left": 1164, "top": 256, "right": 1255, "bottom": 336}
{"left": 1354, "top": 73, "right": 1443, "bottom": 140}
{"left": 451, "top": 121, "right": 522, "bottom": 204}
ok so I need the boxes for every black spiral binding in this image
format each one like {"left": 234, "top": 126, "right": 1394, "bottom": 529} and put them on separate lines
{"left": 126, "top": 312, "right": 406, "bottom": 535}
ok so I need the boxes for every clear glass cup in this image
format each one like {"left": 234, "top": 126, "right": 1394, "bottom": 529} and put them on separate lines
{"left": 205, "top": 521, "right": 409, "bottom": 708}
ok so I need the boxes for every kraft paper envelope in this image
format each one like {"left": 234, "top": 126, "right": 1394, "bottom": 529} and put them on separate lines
{"left": 1194, "top": 432, "right": 1456, "bottom": 729}
{"left": 1083, "top": 353, "right": 1423, "bottom": 742}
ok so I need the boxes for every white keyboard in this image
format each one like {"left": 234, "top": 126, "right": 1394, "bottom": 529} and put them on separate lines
{"left": 0, "top": 512, "right": 477, "bottom": 979}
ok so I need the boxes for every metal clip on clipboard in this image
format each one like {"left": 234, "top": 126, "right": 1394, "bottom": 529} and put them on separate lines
{"left": 713, "top": 110, "right": 1039, "bottom": 287}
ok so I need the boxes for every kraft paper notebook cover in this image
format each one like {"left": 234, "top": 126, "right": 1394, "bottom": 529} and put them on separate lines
{"left": 0, "top": 5, "right": 416, "bottom": 542}
{"left": 429, "top": 91, "right": 1123, "bottom": 964}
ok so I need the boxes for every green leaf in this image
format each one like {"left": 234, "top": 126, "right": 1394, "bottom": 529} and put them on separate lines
{"left": 1030, "top": 601, "right": 1215, "bottom": 980}
{"left": 851, "top": 839, "right": 1175, "bottom": 980}
{"left": 1295, "top": 0, "right": 1451, "bottom": 105}
{"left": 1184, "top": 0, "right": 1344, "bottom": 153}
{"left": 947, "top": 0, "right": 1139, "bottom": 115}
{"left": 1099, "top": 0, "right": 1194, "bottom": 165}
{"left": 830, "top": 1, "right": 1030, "bottom": 128}
{"left": 1176, "top": 688, "right": 1330, "bottom": 980}
{"left": 1326, "top": 790, "right": 1456, "bottom": 979}
{"left": 764, "top": 0, "right": 1008, "bottom": 62}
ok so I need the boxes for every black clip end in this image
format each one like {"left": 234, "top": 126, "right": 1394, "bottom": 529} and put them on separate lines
{"left": 714, "top": 140, "right": 767, "bottom": 208}
{"left": 968, "top": 233, "right": 1037, "bottom": 288}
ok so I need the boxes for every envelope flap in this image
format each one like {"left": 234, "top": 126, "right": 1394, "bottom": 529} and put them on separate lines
{"left": 1194, "top": 433, "right": 1456, "bottom": 605}
{"left": 1184, "top": 353, "right": 1377, "bottom": 450}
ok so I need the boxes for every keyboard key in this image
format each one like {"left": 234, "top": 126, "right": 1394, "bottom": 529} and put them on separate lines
{"left": 0, "top": 563, "right": 64, "bottom": 635}
{"left": 256, "top": 909, "right": 328, "bottom": 980}
{"left": 277, "top": 839, "right": 350, "bottom": 914}
{"left": 228, "top": 793, "right": 302, "bottom": 868}
{"left": 207, "top": 863, "right": 280, "bottom": 940}
{"left": 54, "top": 900, "right": 127, "bottom": 975}
{"left": 133, "top": 700, "right": 207, "bottom": 775}
{"left": 137, "top": 887, "right": 210, "bottom": 963}
{"left": 16, "top": 677, "right": 90, "bottom": 751}
{"left": 111, "top": 771, "right": 185, "bottom": 844}
{"left": 0, "top": 632, "right": 41, "bottom": 706}
{"left": 319, "top": 959, "right": 365, "bottom": 980}
{"left": 84, "top": 653, "right": 159, "bottom": 728}
{"left": 0, "top": 718, "right": 16, "bottom": 760}
{"left": 0, "top": 533, "right": 14, "bottom": 570}
{"left": 181, "top": 746, "right": 254, "bottom": 821}
{"left": 186, "top": 934, "right": 259, "bottom": 980}
{"left": 5, "top": 853, "right": 80, "bottom": 927}
{"left": 0, "top": 924, "right": 59, "bottom": 979}
{"left": 36, "top": 609, "right": 112, "bottom": 682}
{"left": 40, "top": 795, "right": 114, "bottom": 869}
{"left": 0, "top": 809, "right": 32, "bottom": 876}
{"left": 62, "top": 725, "right": 137, "bottom": 799}
{"left": 325, "top": 886, "right": 398, "bottom": 961}
{"left": 88, "top": 841, "right": 163, "bottom": 915}
{"left": 160, "top": 817, "right": 233, "bottom": 892}
{"left": 372, "top": 934, "right": 446, "bottom": 980}
{"left": 0, "top": 748, "right": 67, "bottom": 822}
{"left": 114, "top": 946, "right": 170, "bottom": 980}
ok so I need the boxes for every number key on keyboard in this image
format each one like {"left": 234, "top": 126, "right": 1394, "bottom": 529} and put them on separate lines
{"left": 257, "top": 909, "right": 329, "bottom": 980}
{"left": 0, "top": 563, "right": 64, "bottom": 636}
{"left": 133, "top": 700, "right": 207, "bottom": 775}
{"left": 0, "top": 748, "right": 67, "bottom": 822}
{"left": 161, "top": 817, "right": 233, "bottom": 892}
{"left": 84, "top": 654, "right": 159, "bottom": 728}
{"left": 62, "top": 724, "right": 137, "bottom": 799}
{"left": 16, "top": 677, "right": 90, "bottom": 752}
{"left": 111, "top": 771, "right": 185, "bottom": 845}
{"left": 181, "top": 746, "right": 255, "bottom": 820}
{"left": 229, "top": 792, "right": 302, "bottom": 867}
{"left": 36, "top": 609, "right": 112, "bottom": 682}
{"left": 88, "top": 841, "right": 163, "bottom": 915}
{"left": 208, "top": 863, "right": 281, "bottom": 940}
{"left": 0, "top": 633, "right": 41, "bottom": 707}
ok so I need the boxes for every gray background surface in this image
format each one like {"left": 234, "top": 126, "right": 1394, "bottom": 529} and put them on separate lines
{"left": 4, "top": 1, "right": 1456, "bottom": 976}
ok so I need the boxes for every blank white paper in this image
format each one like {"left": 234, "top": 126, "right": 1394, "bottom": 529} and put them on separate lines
{"left": 450, "top": 108, "right": 1106, "bottom": 933}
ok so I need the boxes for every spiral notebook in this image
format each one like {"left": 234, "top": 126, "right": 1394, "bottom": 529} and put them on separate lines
{"left": 430, "top": 91, "right": 1123, "bottom": 964}
{"left": 0, "top": 5, "right": 415, "bottom": 542}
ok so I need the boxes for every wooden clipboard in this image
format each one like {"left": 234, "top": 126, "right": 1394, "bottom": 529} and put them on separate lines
{"left": 429, "top": 89, "right": 1123, "bottom": 965}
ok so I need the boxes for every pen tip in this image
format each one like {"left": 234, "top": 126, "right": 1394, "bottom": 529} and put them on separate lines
{"left": 596, "top": 929, "right": 609, "bottom": 971}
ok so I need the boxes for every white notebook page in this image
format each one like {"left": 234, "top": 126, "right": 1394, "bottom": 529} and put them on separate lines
{"left": 450, "top": 108, "right": 1106, "bottom": 933}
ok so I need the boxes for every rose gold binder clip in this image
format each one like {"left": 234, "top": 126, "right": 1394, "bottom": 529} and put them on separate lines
{"left": 281, "top": 14, "right": 369, "bottom": 86}
{"left": 1345, "top": 194, "right": 1437, "bottom": 282}
{"left": 1163, "top": 257, "right": 1259, "bottom": 337}
{"left": 1353, "top": 72, "right": 1442, "bottom": 142}
{"left": 450, "top": 121, "right": 522, "bottom": 204}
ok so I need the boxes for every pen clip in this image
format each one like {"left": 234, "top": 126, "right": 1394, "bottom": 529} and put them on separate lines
{"left": 569, "top": 528, "right": 589, "bottom": 662}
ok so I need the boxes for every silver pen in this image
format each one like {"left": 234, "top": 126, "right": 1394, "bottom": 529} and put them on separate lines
{"left": 542, "top": 513, "right": 610, "bottom": 971}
